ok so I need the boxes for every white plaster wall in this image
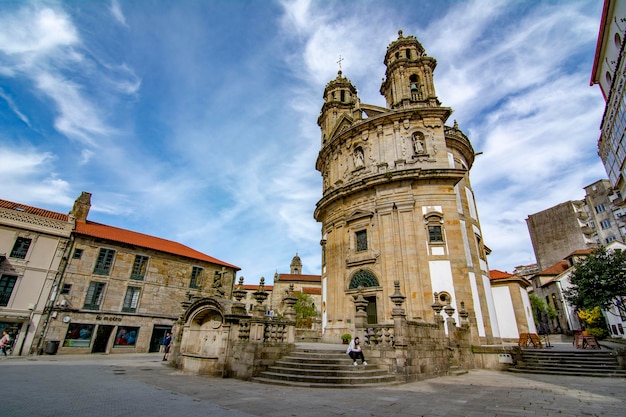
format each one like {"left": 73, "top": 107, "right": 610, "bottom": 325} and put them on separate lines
{"left": 468, "top": 272, "right": 486, "bottom": 337}
{"left": 519, "top": 286, "right": 537, "bottom": 334}
{"left": 482, "top": 274, "right": 500, "bottom": 338}
{"left": 491, "top": 286, "right": 519, "bottom": 339}
{"left": 429, "top": 260, "right": 458, "bottom": 330}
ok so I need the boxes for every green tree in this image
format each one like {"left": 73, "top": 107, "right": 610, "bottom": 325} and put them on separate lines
{"left": 563, "top": 246, "right": 626, "bottom": 318}
{"left": 529, "top": 293, "right": 556, "bottom": 331}
{"left": 294, "top": 293, "right": 317, "bottom": 328}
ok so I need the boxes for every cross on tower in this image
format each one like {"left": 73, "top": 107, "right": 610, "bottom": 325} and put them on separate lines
{"left": 337, "top": 54, "right": 344, "bottom": 70}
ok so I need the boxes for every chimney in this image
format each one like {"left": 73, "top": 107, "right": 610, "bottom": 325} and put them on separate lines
{"left": 70, "top": 192, "right": 92, "bottom": 222}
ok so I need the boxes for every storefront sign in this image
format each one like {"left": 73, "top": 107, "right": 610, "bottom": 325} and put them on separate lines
{"left": 95, "top": 315, "right": 122, "bottom": 322}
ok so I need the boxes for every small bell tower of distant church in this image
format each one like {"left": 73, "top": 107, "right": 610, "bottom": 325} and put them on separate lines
{"left": 290, "top": 253, "right": 302, "bottom": 275}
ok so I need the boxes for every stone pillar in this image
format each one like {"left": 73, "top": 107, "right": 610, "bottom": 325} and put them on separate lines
{"left": 389, "top": 280, "right": 407, "bottom": 347}
{"left": 252, "top": 277, "right": 269, "bottom": 319}
{"left": 282, "top": 284, "right": 298, "bottom": 344}
{"left": 353, "top": 288, "right": 369, "bottom": 336}
{"left": 231, "top": 277, "right": 248, "bottom": 316}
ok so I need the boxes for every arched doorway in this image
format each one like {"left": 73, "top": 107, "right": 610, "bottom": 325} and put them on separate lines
{"left": 349, "top": 270, "right": 380, "bottom": 324}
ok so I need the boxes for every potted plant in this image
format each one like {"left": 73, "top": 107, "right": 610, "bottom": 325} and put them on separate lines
{"left": 341, "top": 333, "right": 352, "bottom": 344}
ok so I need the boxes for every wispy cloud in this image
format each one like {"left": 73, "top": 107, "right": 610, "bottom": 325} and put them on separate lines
{"left": 0, "top": 88, "right": 31, "bottom": 127}
{"left": 109, "top": 0, "right": 127, "bottom": 27}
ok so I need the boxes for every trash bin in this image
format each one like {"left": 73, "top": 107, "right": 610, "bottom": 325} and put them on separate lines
{"left": 44, "top": 340, "right": 60, "bottom": 355}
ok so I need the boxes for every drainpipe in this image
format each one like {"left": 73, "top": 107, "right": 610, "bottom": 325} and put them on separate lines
{"left": 37, "top": 234, "right": 75, "bottom": 353}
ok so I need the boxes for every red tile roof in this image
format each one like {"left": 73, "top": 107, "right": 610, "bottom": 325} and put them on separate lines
{"left": 276, "top": 273, "right": 321, "bottom": 283}
{"left": 489, "top": 269, "right": 514, "bottom": 280}
{"left": 302, "top": 287, "right": 321, "bottom": 295}
{"left": 74, "top": 220, "right": 240, "bottom": 270}
{"left": 537, "top": 260, "right": 570, "bottom": 276}
{"left": 0, "top": 199, "right": 69, "bottom": 221}
{"left": 242, "top": 284, "right": 274, "bottom": 291}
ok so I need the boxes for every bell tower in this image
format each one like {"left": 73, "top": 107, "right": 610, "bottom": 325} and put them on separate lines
{"left": 380, "top": 30, "right": 440, "bottom": 109}
{"left": 317, "top": 71, "right": 361, "bottom": 147}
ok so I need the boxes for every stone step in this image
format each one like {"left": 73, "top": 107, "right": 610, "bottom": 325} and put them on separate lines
{"left": 511, "top": 348, "right": 625, "bottom": 378}
{"left": 266, "top": 365, "right": 389, "bottom": 378}
{"left": 254, "top": 347, "right": 400, "bottom": 388}
{"left": 252, "top": 377, "right": 404, "bottom": 389}
{"left": 274, "top": 360, "right": 377, "bottom": 370}
{"left": 508, "top": 367, "right": 626, "bottom": 378}
{"left": 257, "top": 370, "right": 399, "bottom": 385}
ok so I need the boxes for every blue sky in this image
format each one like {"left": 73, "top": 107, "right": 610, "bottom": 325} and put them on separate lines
{"left": 0, "top": 0, "right": 607, "bottom": 282}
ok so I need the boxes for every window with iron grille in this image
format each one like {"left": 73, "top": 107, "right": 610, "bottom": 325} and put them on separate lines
{"left": 93, "top": 248, "right": 116, "bottom": 275}
{"left": 189, "top": 266, "right": 203, "bottom": 289}
{"left": 122, "top": 287, "right": 141, "bottom": 313}
{"left": 10, "top": 237, "right": 32, "bottom": 259}
{"left": 131, "top": 255, "right": 149, "bottom": 280}
{"left": 0, "top": 275, "right": 18, "bottom": 306}
{"left": 72, "top": 248, "right": 84, "bottom": 259}
{"left": 428, "top": 225, "right": 443, "bottom": 242}
{"left": 83, "top": 281, "right": 106, "bottom": 310}
{"left": 356, "top": 230, "right": 367, "bottom": 252}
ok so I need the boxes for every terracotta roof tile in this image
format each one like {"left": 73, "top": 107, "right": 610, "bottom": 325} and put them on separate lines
{"left": 242, "top": 284, "right": 273, "bottom": 291}
{"left": 302, "top": 287, "right": 321, "bottom": 295}
{"left": 0, "top": 199, "right": 69, "bottom": 221}
{"left": 489, "top": 269, "right": 514, "bottom": 280}
{"left": 276, "top": 273, "right": 321, "bottom": 282}
{"left": 537, "top": 260, "right": 570, "bottom": 276}
{"left": 74, "top": 220, "right": 239, "bottom": 270}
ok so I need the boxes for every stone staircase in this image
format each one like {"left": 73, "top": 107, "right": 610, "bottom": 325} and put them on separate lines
{"left": 510, "top": 349, "right": 626, "bottom": 377}
{"left": 253, "top": 346, "right": 402, "bottom": 388}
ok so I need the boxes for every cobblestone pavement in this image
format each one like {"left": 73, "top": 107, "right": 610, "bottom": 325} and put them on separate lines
{"left": 2, "top": 353, "right": 625, "bottom": 416}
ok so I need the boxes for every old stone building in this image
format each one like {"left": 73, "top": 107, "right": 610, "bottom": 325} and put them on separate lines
{"left": 38, "top": 192, "right": 239, "bottom": 354}
{"left": 0, "top": 198, "right": 73, "bottom": 356}
{"left": 315, "top": 31, "right": 499, "bottom": 344}
{"left": 270, "top": 254, "right": 321, "bottom": 315}
{"left": 526, "top": 179, "right": 626, "bottom": 271}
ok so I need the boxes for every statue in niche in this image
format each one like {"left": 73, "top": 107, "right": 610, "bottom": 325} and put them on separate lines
{"left": 212, "top": 268, "right": 226, "bottom": 296}
{"left": 412, "top": 132, "right": 426, "bottom": 155}
{"left": 353, "top": 147, "right": 364, "bottom": 168}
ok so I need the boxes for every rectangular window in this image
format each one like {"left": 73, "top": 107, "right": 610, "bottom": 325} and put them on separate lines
{"left": 72, "top": 248, "right": 84, "bottom": 259}
{"left": 60, "top": 283, "right": 72, "bottom": 295}
{"left": 114, "top": 326, "right": 139, "bottom": 346}
{"left": 601, "top": 219, "right": 611, "bottom": 229}
{"left": 607, "top": 235, "right": 617, "bottom": 243}
{"left": 130, "top": 255, "right": 149, "bottom": 280}
{"left": 356, "top": 230, "right": 368, "bottom": 252}
{"left": 189, "top": 266, "right": 203, "bottom": 289}
{"left": 93, "top": 248, "right": 116, "bottom": 275}
{"left": 122, "top": 287, "right": 141, "bottom": 313}
{"left": 10, "top": 237, "right": 32, "bottom": 259}
{"left": 83, "top": 281, "right": 106, "bottom": 310}
{"left": 63, "top": 324, "right": 95, "bottom": 347}
{"left": 595, "top": 204, "right": 606, "bottom": 213}
{"left": 0, "top": 275, "right": 18, "bottom": 306}
{"left": 428, "top": 225, "right": 443, "bottom": 242}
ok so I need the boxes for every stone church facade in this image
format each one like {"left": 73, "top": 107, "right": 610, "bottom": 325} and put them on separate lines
{"left": 316, "top": 31, "right": 500, "bottom": 344}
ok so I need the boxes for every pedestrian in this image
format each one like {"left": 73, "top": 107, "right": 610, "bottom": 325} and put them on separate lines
{"left": 346, "top": 336, "right": 367, "bottom": 366}
{"left": 162, "top": 331, "right": 172, "bottom": 361}
{"left": 0, "top": 330, "right": 11, "bottom": 356}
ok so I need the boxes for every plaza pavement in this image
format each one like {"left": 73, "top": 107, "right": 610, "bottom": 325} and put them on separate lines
{"left": 1, "top": 350, "right": 624, "bottom": 417}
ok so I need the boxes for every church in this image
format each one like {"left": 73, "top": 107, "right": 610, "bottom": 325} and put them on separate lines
{"left": 316, "top": 31, "right": 500, "bottom": 345}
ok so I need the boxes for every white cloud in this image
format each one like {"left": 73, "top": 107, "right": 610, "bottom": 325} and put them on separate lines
{"left": 109, "top": 0, "right": 127, "bottom": 27}
{"left": 0, "top": 88, "right": 30, "bottom": 127}
{"left": 0, "top": 146, "right": 72, "bottom": 206}
{"left": 0, "top": 6, "right": 78, "bottom": 55}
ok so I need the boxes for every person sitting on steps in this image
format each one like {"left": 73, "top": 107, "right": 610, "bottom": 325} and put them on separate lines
{"left": 346, "top": 336, "right": 367, "bottom": 366}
